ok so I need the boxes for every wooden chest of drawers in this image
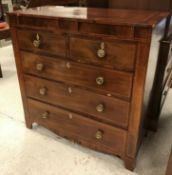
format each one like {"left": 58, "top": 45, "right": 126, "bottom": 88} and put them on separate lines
{"left": 8, "top": 6, "right": 169, "bottom": 171}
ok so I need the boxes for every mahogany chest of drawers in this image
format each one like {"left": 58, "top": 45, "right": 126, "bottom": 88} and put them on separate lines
{"left": 8, "top": 6, "right": 169, "bottom": 171}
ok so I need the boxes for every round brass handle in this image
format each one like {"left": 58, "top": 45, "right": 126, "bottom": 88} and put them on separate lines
{"left": 97, "top": 49, "right": 106, "bottom": 58}
{"left": 41, "top": 111, "right": 49, "bottom": 119}
{"left": 95, "top": 130, "right": 103, "bottom": 140}
{"left": 96, "top": 104, "right": 105, "bottom": 113}
{"left": 33, "top": 34, "right": 41, "bottom": 48}
{"left": 96, "top": 77, "right": 104, "bottom": 86}
{"left": 36, "top": 63, "right": 44, "bottom": 71}
{"left": 39, "top": 87, "right": 47, "bottom": 96}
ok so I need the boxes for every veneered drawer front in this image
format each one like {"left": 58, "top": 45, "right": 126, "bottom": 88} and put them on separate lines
{"left": 78, "top": 23, "right": 133, "bottom": 39}
{"left": 17, "top": 17, "right": 77, "bottom": 32}
{"left": 24, "top": 75, "right": 130, "bottom": 129}
{"left": 27, "top": 99, "right": 127, "bottom": 157}
{"left": 17, "top": 29, "right": 66, "bottom": 57}
{"left": 21, "top": 52, "right": 133, "bottom": 99}
{"left": 70, "top": 37, "right": 136, "bottom": 71}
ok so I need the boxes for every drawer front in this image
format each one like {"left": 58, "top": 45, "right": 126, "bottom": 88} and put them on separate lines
{"left": 27, "top": 99, "right": 127, "bottom": 156}
{"left": 21, "top": 52, "right": 133, "bottom": 99}
{"left": 78, "top": 23, "right": 134, "bottom": 39}
{"left": 17, "top": 29, "right": 66, "bottom": 57}
{"left": 70, "top": 37, "right": 136, "bottom": 71}
{"left": 24, "top": 75, "right": 130, "bottom": 129}
{"left": 17, "top": 17, "right": 77, "bottom": 32}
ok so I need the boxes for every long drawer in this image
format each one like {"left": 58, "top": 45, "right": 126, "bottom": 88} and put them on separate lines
{"left": 27, "top": 98, "right": 127, "bottom": 157}
{"left": 70, "top": 37, "right": 136, "bottom": 71}
{"left": 24, "top": 75, "right": 130, "bottom": 129}
{"left": 17, "top": 29, "right": 67, "bottom": 57}
{"left": 21, "top": 51, "right": 133, "bottom": 99}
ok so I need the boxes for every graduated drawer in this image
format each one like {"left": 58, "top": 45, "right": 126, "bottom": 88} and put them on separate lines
{"left": 70, "top": 37, "right": 136, "bottom": 71}
{"left": 17, "top": 29, "right": 66, "bottom": 57}
{"left": 27, "top": 98, "right": 127, "bottom": 157}
{"left": 24, "top": 75, "right": 130, "bottom": 129}
{"left": 21, "top": 52, "right": 133, "bottom": 99}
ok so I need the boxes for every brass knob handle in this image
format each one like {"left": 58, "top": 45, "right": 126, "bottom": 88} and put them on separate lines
{"left": 96, "top": 104, "right": 105, "bottom": 113}
{"left": 95, "top": 130, "right": 103, "bottom": 140}
{"left": 39, "top": 87, "right": 47, "bottom": 96}
{"left": 97, "top": 42, "right": 106, "bottom": 58}
{"left": 36, "top": 63, "right": 44, "bottom": 71}
{"left": 41, "top": 111, "right": 49, "bottom": 119}
{"left": 96, "top": 77, "right": 104, "bottom": 86}
{"left": 33, "top": 33, "right": 41, "bottom": 48}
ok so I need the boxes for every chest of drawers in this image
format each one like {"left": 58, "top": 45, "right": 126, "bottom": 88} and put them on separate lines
{"left": 8, "top": 6, "right": 169, "bottom": 171}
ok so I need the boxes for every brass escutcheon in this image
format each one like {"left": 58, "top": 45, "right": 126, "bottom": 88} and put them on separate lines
{"left": 97, "top": 42, "right": 106, "bottom": 58}
{"left": 33, "top": 33, "right": 41, "bottom": 48}
{"left": 41, "top": 111, "right": 49, "bottom": 119}
{"left": 95, "top": 130, "right": 103, "bottom": 140}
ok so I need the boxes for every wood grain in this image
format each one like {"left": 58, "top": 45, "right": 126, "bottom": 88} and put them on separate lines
{"left": 8, "top": 6, "right": 168, "bottom": 27}
{"left": 21, "top": 51, "right": 133, "bottom": 99}
{"left": 27, "top": 98, "right": 127, "bottom": 157}
{"left": 8, "top": 6, "right": 168, "bottom": 171}
{"left": 70, "top": 37, "right": 136, "bottom": 71}
{"left": 17, "top": 29, "right": 67, "bottom": 57}
{"left": 24, "top": 75, "right": 130, "bottom": 129}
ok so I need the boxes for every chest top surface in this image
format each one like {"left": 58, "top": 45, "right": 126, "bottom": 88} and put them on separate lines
{"left": 9, "top": 6, "right": 168, "bottom": 27}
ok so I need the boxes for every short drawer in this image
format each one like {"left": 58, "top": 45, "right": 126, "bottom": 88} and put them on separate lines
{"left": 27, "top": 98, "right": 127, "bottom": 157}
{"left": 78, "top": 22, "right": 134, "bottom": 40}
{"left": 21, "top": 51, "right": 133, "bottom": 99}
{"left": 24, "top": 75, "right": 130, "bottom": 129}
{"left": 70, "top": 37, "right": 136, "bottom": 71}
{"left": 17, "top": 16, "right": 77, "bottom": 32}
{"left": 17, "top": 29, "right": 66, "bottom": 57}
